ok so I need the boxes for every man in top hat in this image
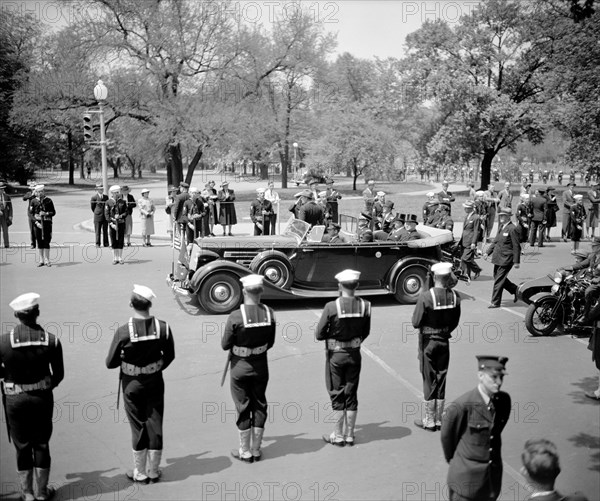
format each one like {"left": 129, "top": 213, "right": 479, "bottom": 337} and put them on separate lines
{"left": 562, "top": 182, "right": 576, "bottom": 241}
{"left": 374, "top": 200, "right": 396, "bottom": 240}
{"left": 90, "top": 182, "right": 109, "bottom": 247}
{"left": 316, "top": 269, "right": 371, "bottom": 446}
{"left": 121, "top": 186, "right": 136, "bottom": 247}
{"left": 520, "top": 438, "right": 590, "bottom": 501}
{"left": 22, "top": 182, "right": 38, "bottom": 249}
{"left": 222, "top": 275, "right": 276, "bottom": 463}
{"left": 391, "top": 214, "right": 421, "bottom": 242}
{"left": 298, "top": 190, "right": 324, "bottom": 227}
{"left": 218, "top": 181, "right": 237, "bottom": 236}
{"left": 412, "top": 262, "right": 461, "bottom": 432}
{"left": 484, "top": 207, "right": 521, "bottom": 308}
{"left": 387, "top": 214, "right": 406, "bottom": 241}
{"left": 250, "top": 188, "right": 274, "bottom": 236}
{"left": 459, "top": 201, "right": 482, "bottom": 280}
{"left": 441, "top": 356, "right": 511, "bottom": 501}
{"left": 0, "top": 182, "right": 13, "bottom": 248}
{"left": 106, "top": 285, "right": 175, "bottom": 483}
{"left": 324, "top": 178, "right": 342, "bottom": 224}
{"left": 1, "top": 292, "right": 64, "bottom": 501}
{"left": 516, "top": 193, "right": 532, "bottom": 243}
{"left": 172, "top": 182, "right": 190, "bottom": 242}
{"left": 30, "top": 186, "right": 56, "bottom": 267}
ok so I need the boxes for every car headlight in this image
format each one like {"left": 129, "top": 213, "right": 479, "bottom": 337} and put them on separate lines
{"left": 551, "top": 284, "right": 559, "bottom": 293}
{"left": 553, "top": 272, "right": 563, "bottom": 284}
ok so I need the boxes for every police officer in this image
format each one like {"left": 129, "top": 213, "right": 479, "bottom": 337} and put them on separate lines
{"left": 1, "top": 293, "right": 64, "bottom": 501}
{"left": 106, "top": 285, "right": 175, "bottom": 483}
{"left": 222, "top": 275, "right": 276, "bottom": 463}
{"left": 316, "top": 269, "right": 371, "bottom": 446}
{"left": 412, "top": 262, "right": 461, "bottom": 432}
{"left": 441, "top": 356, "right": 511, "bottom": 501}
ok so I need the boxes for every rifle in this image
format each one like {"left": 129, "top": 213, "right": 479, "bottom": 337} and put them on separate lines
{"left": 220, "top": 352, "right": 232, "bottom": 387}
{"left": 1, "top": 384, "right": 10, "bottom": 442}
{"left": 116, "top": 371, "right": 122, "bottom": 411}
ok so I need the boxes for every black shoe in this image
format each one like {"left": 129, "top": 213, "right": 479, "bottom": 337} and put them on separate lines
{"left": 230, "top": 450, "right": 254, "bottom": 463}
{"left": 514, "top": 293, "right": 518, "bottom": 303}
{"left": 30, "top": 244, "right": 36, "bottom": 249}
{"left": 488, "top": 304, "right": 500, "bottom": 309}
{"left": 37, "top": 262, "right": 45, "bottom": 267}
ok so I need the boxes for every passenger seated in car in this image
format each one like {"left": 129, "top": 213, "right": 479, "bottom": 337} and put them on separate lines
{"left": 387, "top": 214, "right": 406, "bottom": 241}
{"left": 322, "top": 223, "right": 347, "bottom": 243}
{"left": 358, "top": 229, "right": 374, "bottom": 242}
{"left": 388, "top": 214, "right": 421, "bottom": 242}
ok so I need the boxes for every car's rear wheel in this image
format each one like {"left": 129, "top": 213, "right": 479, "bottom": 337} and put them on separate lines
{"left": 393, "top": 266, "right": 428, "bottom": 304}
{"left": 251, "top": 256, "right": 293, "bottom": 289}
{"left": 197, "top": 272, "right": 242, "bottom": 314}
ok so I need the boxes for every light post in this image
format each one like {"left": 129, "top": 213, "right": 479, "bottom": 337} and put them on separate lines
{"left": 292, "top": 142, "right": 298, "bottom": 180}
{"left": 93, "top": 80, "right": 108, "bottom": 195}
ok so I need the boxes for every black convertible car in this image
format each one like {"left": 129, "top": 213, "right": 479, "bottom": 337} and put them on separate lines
{"left": 167, "top": 218, "right": 455, "bottom": 314}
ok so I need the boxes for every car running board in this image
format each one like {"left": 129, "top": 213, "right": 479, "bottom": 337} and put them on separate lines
{"left": 287, "top": 288, "right": 391, "bottom": 297}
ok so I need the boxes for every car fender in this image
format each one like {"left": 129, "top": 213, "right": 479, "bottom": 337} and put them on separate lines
{"left": 530, "top": 292, "right": 558, "bottom": 306}
{"left": 190, "top": 248, "right": 220, "bottom": 272}
{"left": 250, "top": 250, "right": 291, "bottom": 268}
{"left": 387, "top": 257, "right": 436, "bottom": 292}
{"left": 190, "top": 260, "right": 251, "bottom": 293}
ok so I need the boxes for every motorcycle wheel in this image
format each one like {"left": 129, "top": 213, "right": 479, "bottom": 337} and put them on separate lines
{"left": 525, "top": 296, "right": 561, "bottom": 336}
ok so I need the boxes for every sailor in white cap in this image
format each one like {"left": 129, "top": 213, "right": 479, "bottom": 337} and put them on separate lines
{"left": 29, "top": 185, "right": 56, "bottom": 267}
{"left": 316, "top": 269, "right": 371, "bottom": 446}
{"left": 1, "top": 292, "right": 64, "bottom": 501}
{"left": 570, "top": 193, "right": 587, "bottom": 252}
{"left": 218, "top": 181, "right": 237, "bottom": 236}
{"left": 106, "top": 285, "right": 175, "bottom": 483}
{"left": 250, "top": 188, "right": 274, "bottom": 235}
{"left": 0, "top": 180, "right": 13, "bottom": 248}
{"left": 411, "top": 262, "right": 461, "bottom": 432}
{"left": 222, "top": 275, "right": 276, "bottom": 463}
{"left": 105, "top": 185, "right": 128, "bottom": 264}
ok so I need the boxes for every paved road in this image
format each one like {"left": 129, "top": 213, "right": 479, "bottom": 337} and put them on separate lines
{"left": 0, "top": 184, "right": 598, "bottom": 501}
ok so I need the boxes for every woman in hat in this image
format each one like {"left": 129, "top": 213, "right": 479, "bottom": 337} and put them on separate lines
{"left": 105, "top": 185, "right": 128, "bottom": 264}
{"left": 1, "top": 292, "right": 64, "bottom": 501}
{"left": 218, "top": 181, "right": 237, "bottom": 236}
{"left": 30, "top": 186, "right": 56, "bottom": 267}
{"left": 138, "top": 189, "right": 155, "bottom": 247}
{"left": 544, "top": 187, "right": 559, "bottom": 241}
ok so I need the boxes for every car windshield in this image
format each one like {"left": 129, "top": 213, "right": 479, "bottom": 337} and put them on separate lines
{"left": 282, "top": 217, "right": 311, "bottom": 243}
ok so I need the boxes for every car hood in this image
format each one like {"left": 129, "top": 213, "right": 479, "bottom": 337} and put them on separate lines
{"left": 196, "top": 235, "right": 299, "bottom": 251}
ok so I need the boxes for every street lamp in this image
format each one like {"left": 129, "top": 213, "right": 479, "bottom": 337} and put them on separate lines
{"left": 93, "top": 80, "right": 108, "bottom": 195}
{"left": 293, "top": 142, "right": 298, "bottom": 179}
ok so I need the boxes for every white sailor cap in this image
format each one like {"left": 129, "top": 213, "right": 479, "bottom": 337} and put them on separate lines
{"left": 431, "top": 262, "right": 453, "bottom": 276}
{"left": 256, "top": 188, "right": 265, "bottom": 194}
{"left": 574, "top": 194, "right": 584, "bottom": 199}
{"left": 335, "top": 269, "right": 361, "bottom": 284}
{"left": 132, "top": 284, "right": 156, "bottom": 302}
{"left": 521, "top": 194, "right": 530, "bottom": 199}
{"left": 318, "top": 190, "right": 327, "bottom": 197}
{"left": 141, "top": 188, "right": 150, "bottom": 194}
{"left": 376, "top": 191, "right": 386, "bottom": 197}
{"left": 426, "top": 191, "right": 435, "bottom": 197}
{"left": 109, "top": 185, "right": 121, "bottom": 192}
{"left": 34, "top": 184, "right": 45, "bottom": 192}
{"left": 189, "top": 186, "right": 199, "bottom": 193}
{"left": 475, "top": 190, "right": 485, "bottom": 196}
{"left": 240, "top": 274, "right": 264, "bottom": 288}
{"left": 9, "top": 293, "right": 40, "bottom": 312}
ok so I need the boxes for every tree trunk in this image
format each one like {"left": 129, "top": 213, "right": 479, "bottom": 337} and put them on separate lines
{"left": 167, "top": 143, "right": 184, "bottom": 187}
{"left": 352, "top": 158, "right": 359, "bottom": 191}
{"left": 184, "top": 145, "right": 203, "bottom": 186}
{"left": 68, "top": 131, "right": 74, "bottom": 185}
{"left": 479, "top": 148, "right": 495, "bottom": 190}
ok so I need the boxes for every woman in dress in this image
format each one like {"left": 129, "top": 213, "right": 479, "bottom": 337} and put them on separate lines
{"left": 544, "top": 186, "right": 559, "bottom": 241}
{"left": 218, "top": 181, "right": 237, "bottom": 236}
{"left": 138, "top": 188, "right": 155, "bottom": 247}
{"left": 105, "top": 185, "right": 128, "bottom": 264}
{"left": 30, "top": 185, "right": 56, "bottom": 267}
{"left": 570, "top": 194, "right": 587, "bottom": 252}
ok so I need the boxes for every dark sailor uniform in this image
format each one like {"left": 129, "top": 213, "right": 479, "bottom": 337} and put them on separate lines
{"left": 222, "top": 304, "right": 276, "bottom": 430}
{"left": 30, "top": 197, "right": 56, "bottom": 249}
{"left": 441, "top": 387, "right": 511, "bottom": 501}
{"left": 106, "top": 318, "right": 175, "bottom": 453}
{"left": 105, "top": 197, "right": 128, "bottom": 249}
{"left": 249, "top": 198, "right": 274, "bottom": 236}
{"left": 412, "top": 287, "right": 461, "bottom": 402}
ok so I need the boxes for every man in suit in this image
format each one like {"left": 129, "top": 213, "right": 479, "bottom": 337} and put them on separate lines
{"left": 423, "top": 192, "right": 440, "bottom": 225}
{"left": 90, "top": 183, "right": 109, "bottom": 247}
{"left": 322, "top": 223, "right": 348, "bottom": 243}
{"left": 497, "top": 181, "right": 512, "bottom": 211}
{"left": 529, "top": 188, "right": 547, "bottom": 247}
{"left": 249, "top": 188, "right": 274, "bottom": 236}
{"left": 0, "top": 182, "right": 13, "bottom": 248}
{"left": 562, "top": 182, "right": 576, "bottom": 241}
{"left": 521, "top": 438, "right": 589, "bottom": 501}
{"left": 441, "top": 356, "right": 511, "bottom": 501}
{"left": 316, "top": 269, "right": 371, "bottom": 446}
{"left": 484, "top": 184, "right": 500, "bottom": 237}
{"left": 391, "top": 214, "right": 421, "bottom": 242}
{"left": 437, "top": 180, "right": 455, "bottom": 213}
{"left": 172, "top": 182, "right": 190, "bottom": 243}
{"left": 459, "top": 201, "right": 482, "bottom": 280}
{"left": 484, "top": 208, "right": 521, "bottom": 308}
{"left": 362, "top": 180, "right": 376, "bottom": 214}
{"left": 297, "top": 190, "right": 324, "bottom": 227}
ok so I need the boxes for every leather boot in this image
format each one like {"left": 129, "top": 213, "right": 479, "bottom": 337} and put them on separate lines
{"left": 146, "top": 450, "right": 162, "bottom": 483}
{"left": 345, "top": 410, "right": 358, "bottom": 446}
{"left": 17, "top": 470, "right": 34, "bottom": 501}
{"left": 126, "top": 450, "right": 149, "bottom": 483}
{"left": 250, "top": 427, "right": 265, "bottom": 461}
{"left": 231, "top": 429, "right": 253, "bottom": 463}
{"left": 435, "top": 399, "right": 445, "bottom": 430}
{"left": 322, "top": 410, "right": 345, "bottom": 446}
{"left": 33, "top": 468, "right": 55, "bottom": 501}
{"left": 414, "top": 400, "right": 436, "bottom": 431}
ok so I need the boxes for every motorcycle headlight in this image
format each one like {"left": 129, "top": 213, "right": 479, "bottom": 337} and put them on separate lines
{"left": 551, "top": 284, "right": 560, "bottom": 293}
{"left": 553, "top": 272, "right": 563, "bottom": 284}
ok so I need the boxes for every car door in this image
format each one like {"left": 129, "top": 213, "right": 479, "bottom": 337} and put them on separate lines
{"left": 354, "top": 241, "right": 404, "bottom": 287}
{"left": 291, "top": 242, "right": 357, "bottom": 289}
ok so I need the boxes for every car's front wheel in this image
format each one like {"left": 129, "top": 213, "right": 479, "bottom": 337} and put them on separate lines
{"left": 393, "top": 266, "right": 428, "bottom": 304}
{"left": 197, "top": 272, "right": 242, "bottom": 314}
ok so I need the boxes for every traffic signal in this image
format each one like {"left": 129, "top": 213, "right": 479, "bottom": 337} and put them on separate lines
{"left": 83, "top": 112, "right": 93, "bottom": 142}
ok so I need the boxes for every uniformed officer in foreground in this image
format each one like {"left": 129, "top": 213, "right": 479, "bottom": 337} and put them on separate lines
{"left": 222, "top": 275, "right": 276, "bottom": 463}
{"left": 316, "top": 269, "right": 371, "bottom": 446}
{"left": 441, "top": 356, "right": 511, "bottom": 501}
{"left": 106, "top": 285, "right": 175, "bottom": 483}
{"left": 0, "top": 293, "right": 64, "bottom": 501}
{"left": 412, "top": 262, "right": 461, "bottom": 432}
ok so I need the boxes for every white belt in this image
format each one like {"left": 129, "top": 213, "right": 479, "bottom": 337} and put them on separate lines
{"left": 232, "top": 344, "right": 268, "bottom": 357}
{"left": 326, "top": 337, "right": 361, "bottom": 351}
{"left": 121, "top": 360, "right": 164, "bottom": 376}
{"left": 3, "top": 377, "right": 52, "bottom": 395}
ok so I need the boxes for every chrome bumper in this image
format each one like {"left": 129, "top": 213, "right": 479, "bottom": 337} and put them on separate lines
{"left": 166, "top": 274, "right": 192, "bottom": 296}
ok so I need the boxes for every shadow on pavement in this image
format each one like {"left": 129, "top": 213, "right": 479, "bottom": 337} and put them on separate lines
{"left": 353, "top": 421, "right": 411, "bottom": 445}
{"left": 161, "top": 452, "right": 231, "bottom": 481}
{"left": 59, "top": 468, "right": 135, "bottom": 501}
{"left": 53, "top": 261, "right": 82, "bottom": 268}
{"left": 260, "top": 433, "right": 327, "bottom": 460}
{"left": 567, "top": 432, "right": 600, "bottom": 472}
{"left": 569, "top": 375, "right": 600, "bottom": 405}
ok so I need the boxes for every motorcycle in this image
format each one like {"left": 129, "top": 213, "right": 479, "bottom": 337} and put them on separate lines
{"left": 517, "top": 270, "right": 595, "bottom": 336}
